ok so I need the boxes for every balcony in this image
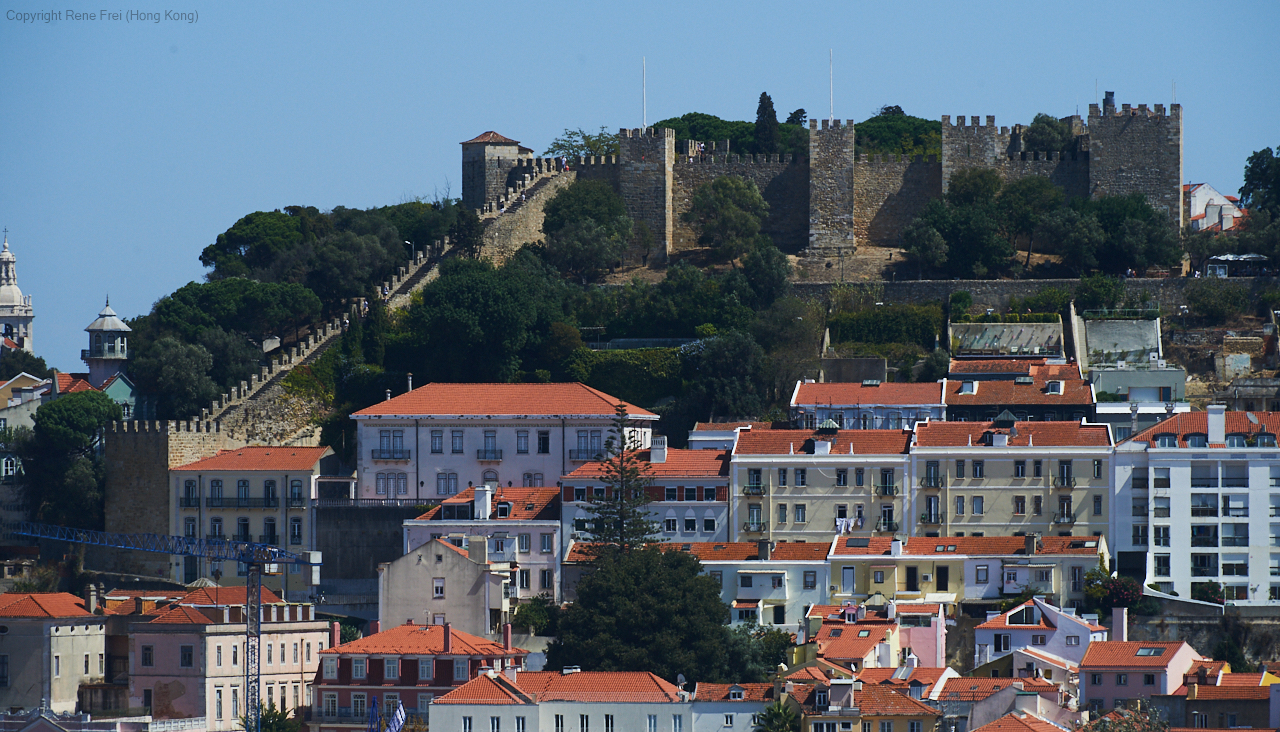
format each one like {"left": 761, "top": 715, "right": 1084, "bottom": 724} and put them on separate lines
{"left": 919, "top": 476, "right": 946, "bottom": 488}
{"left": 569, "top": 449, "right": 604, "bottom": 461}
{"left": 371, "top": 448, "right": 411, "bottom": 460}
{"left": 875, "top": 519, "right": 899, "bottom": 532}
{"left": 1190, "top": 507, "right": 1219, "bottom": 517}
{"left": 476, "top": 449, "right": 503, "bottom": 461}
{"left": 742, "top": 521, "right": 766, "bottom": 533}
{"left": 1223, "top": 508, "right": 1249, "bottom": 517}
{"left": 1053, "top": 476, "right": 1077, "bottom": 489}
{"left": 205, "top": 533, "right": 227, "bottom": 542}
{"left": 81, "top": 346, "right": 128, "bottom": 360}
{"left": 259, "top": 534, "right": 280, "bottom": 546}
{"left": 743, "top": 484, "right": 766, "bottom": 496}
{"left": 179, "top": 497, "right": 200, "bottom": 508}
{"left": 1053, "top": 512, "right": 1076, "bottom": 525}
{"left": 232, "top": 532, "right": 252, "bottom": 543}
{"left": 1191, "top": 566, "right": 1219, "bottom": 577}
{"left": 1190, "top": 536, "right": 1218, "bottom": 548}
{"left": 919, "top": 512, "right": 945, "bottom": 525}
{"left": 1190, "top": 479, "right": 1219, "bottom": 488}
{"left": 877, "top": 484, "right": 898, "bottom": 497}
{"left": 206, "top": 497, "right": 279, "bottom": 508}
{"left": 290, "top": 534, "right": 303, "bottom": 545}
{"left": 1222, "top": 477, "right": 1249, "bottom": 488}
{"left": 287, "top": 496, "right": 306, "bottom": 508}
{"left": 1221, "top": 536, "right": 1249, "bottom": 547}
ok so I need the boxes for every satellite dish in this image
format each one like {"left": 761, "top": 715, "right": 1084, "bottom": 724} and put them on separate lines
{"left": 1248, "top": 413, "right": 1260, "bottom": 425}
{"left": 677, "top": 673, "right": 686, "bottom": 686}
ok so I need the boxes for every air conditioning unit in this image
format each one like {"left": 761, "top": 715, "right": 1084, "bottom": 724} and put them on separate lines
{"left": 829, "top": 585, "right": 838, "bottom": 592}
{"left": 922, "top": 573, "right": 933, "bottom": 582}
{"left": 1116, "top": 361, "right": 1127, "bottom": 370}
{"left": 1157, "top": 360, "right": 1167, "bottom": 368}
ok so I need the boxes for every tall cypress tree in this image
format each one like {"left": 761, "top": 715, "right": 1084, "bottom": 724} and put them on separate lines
{"left": 754, "top": 92, "right": 780, "bottom": 154}
{"left": 582, "top": 403, "right": 658, "bottom": 552}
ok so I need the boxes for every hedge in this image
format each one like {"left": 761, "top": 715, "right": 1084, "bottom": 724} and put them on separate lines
{"left": 563, "top": 347, "right": 682, "bottom": 409}
{"left": 826, "top": 304, "right": 942, "bottom": 350}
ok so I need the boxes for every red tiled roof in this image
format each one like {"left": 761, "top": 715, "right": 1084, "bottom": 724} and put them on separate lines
{"left": 1186, "top": 684, "right": 1270, "bottom": 700}
{"left": 55, "top": 372, "right": 98, "bottom": 394}
{"left": 1126, "top": 411, "right": 1280, "bottom": 447}
{"left": 694, "top": 683, "right": 776, "bottom": 702}
{"left": 414, "top": 487, "right": 560, "bottom": 521}
{"left": 977, "top": 602, "right": 1055, "bottom": 630}
{"left": 461, "top": 131, "right": 520, "bottom": 145}
{"left": 814, "top": 622, "right": 895, "bottom": 662}
{"left": 173, "top": 446, "right": 330, "bottom": 472}
{"left": 1213, "top": 671, "right": 1262, "bottom": 686}
{"left": 852, "top": 684, "right": 941, "bottom": 716}
{"left": 323, "top": 622, "right": 527, "bottom": 657}
{"left": 1017, "top": 647, "right": 1079, "bottom": 672}
{"left": 937, "top": 677, "right": 1058, "bottom": 701}
{"left": 856, "top": 667, "right": 950, "bottom": 687}
{"left": 433, "top": 674, "right": 527, "bottom": 705}
{"left": 149, "top": 605, "right": 213, "bottom": 625}
{"left": 1081, "top": 641, "right": 1196, "bottom": 668}
{"left": 0, "top": 592, "right": 92, "bottom": 618}
{"left": 436, "top": 671, "right": 681, "bottom": 704}
{"left": 971, "top": 712, "right": 1066, "bottom": 732}
{"left": 353, "top": 383, "right": 656, "bottom": 419}
{"left": 563, "top": 449, "right": 729, "bottom": 479}
{"left": 831, "top": 536, "right": 1101, "bottom": 557}
{"left": 895, "top": 604, "right": 945, "bottom": 615}
{"left": 793, "top": 382, "right": 944, "bottom": 406}
{"left": 1181, "top": 661, "right": 1228, "bottom": 685}
{"left": 913, "top": 421, "right": 1110, "bottom": 447}
{"left": 181, "top": 586, "right": 283, "bottom": 606}
{"left": 692, "top": 421, "right": 789, "bottom": 431}
{"left": 566, "top": 540, "right": 830, "bottom": 563}
{"left": 734, "top": 429, "right": 911, "bottom": 456}
{"left": 949, "top": 359, "right": 1047, "bottom": 375}
{"left": 433, "top": 538, "right": 474, "bottom": 560}
{"left": 787, "top": 666, "right": 837, "bottom": 681}
{"left": 943, "top": 372, "right": 1093, "bottom": 407}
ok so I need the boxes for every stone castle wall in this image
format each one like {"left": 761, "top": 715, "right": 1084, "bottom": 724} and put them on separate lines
{"left": 617, "top": 128, "right": 675, "bottom": 260}
{"left": 807, "top": 119, "right": 858, "bottom": 253}
{"left": 852, "top": 154, "right": 944, "bottom": 247}
{"left": 672, "top": 153, "right": 809, "bottom": 252}
{"left": 478, "top": 170, "right": 577, "bottom": 263}
{"left": 1088, "top": 102, "right": 1183, "bottom": 228}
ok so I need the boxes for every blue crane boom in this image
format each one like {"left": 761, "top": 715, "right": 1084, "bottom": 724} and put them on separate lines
{"left": 16, "top": 522, "right": 321, "bottom": 732}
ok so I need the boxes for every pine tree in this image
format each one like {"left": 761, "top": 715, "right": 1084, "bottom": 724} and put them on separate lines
{"left": 582, "top": 403, "right": 659, "bottom": 553}
{"left": 754, "top": 92, "right": 780, "bottom": 154}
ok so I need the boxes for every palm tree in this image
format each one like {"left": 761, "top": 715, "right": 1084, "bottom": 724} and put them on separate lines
{"left": 754, "top": 701, "right": 800, "bottom": 732}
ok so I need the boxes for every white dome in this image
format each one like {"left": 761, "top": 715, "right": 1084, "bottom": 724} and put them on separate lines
{"left": 86, "top": 301, "right": 131, "bottom": 333}
{"left": 0, "top": 284, "right": 23, "bottom": 307}
{"left": 0, "top": 238, "right": 23, "bottom": 307}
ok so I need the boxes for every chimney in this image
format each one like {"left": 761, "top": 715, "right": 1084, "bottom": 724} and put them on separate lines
{"left": 1024, "top": 533, "right": 1040, "bottom": 556}
{"left": 85, "top": 584, "right": 98, "bottom": 614}
{"left": 444, "top": 622, "right": 453, "bottom": 653}
{"left": 1207, "top": 404, "right": 1226, "bottom": 444}
{"left": 369, "top": 621, "right": 380, "bottom": 635}
{"left": 504, "top": 666, "right": 518, "bottom": 684}
{"left": 891, "top": 539, "right": 904, "bottom": 557}
{"left": 407, "top": 373, "right": 413, "bottom": 392}
{"left": 886, "top": 601, "right": 896, "bottom": 621}
{"left": 503, "top": 622, "right": 512, "bottom": 651}
{"left": 1113, "top": 607, "right": 1128, "bottom": 642}
{"left": 385, "top": 389, "right": 392, "bottom": 401}
{"left": 651, "top": 435, "right": 667, "bottom": 463}
{"left": 1014, "top": 690, "right": 1039, "bottom": 714}
{"left": 475, "top": 483, "right": 493, "bottom": 520}
{"left": 757, "top": 540, "right": 771, "bottom": 561}
{"left": 330, "top": 621, "right": 341, "bottom": 648}
{"left": 1197, "top": 665, "right": 1208, "bottom": 685}
{"left": 469, "top": 538, "right": 490, "bottom": 564}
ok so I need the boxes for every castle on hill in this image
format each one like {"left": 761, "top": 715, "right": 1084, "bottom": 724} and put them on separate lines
{"left": 462, "top": 92, "right": 1182, "bottom": 260}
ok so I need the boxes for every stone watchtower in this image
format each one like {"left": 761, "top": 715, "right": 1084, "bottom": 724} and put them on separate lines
{"left": 808, "top": 119, "right": 858, "bottom": 252}
{"left": 83, "top": 299, "right": 130, "bottom": 388}
{"left": 1088, "top": 91, "right": 1183, "bottom": 229}
{"left": 0, "top": 234, "right": 35, "bottom": 353}
{"left": 461, "top": 131, "right": 534, "bottom": 212}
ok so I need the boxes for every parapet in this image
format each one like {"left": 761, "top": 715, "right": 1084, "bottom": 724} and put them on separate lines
{"left": 856, "top": 154, "right": 938, "bottom": 164}
{"left": 1088, "top": 101, "right": 1179, "bottom": 119}
{"left": 942, "top": 115, "right": 998, "bottom": 128}
{"left": 809, "top": 119, "right": 856, "bottom": 130}
{"left": 619, "top": 127, "right": 675, "bottom": 139}
{"left": 111, "top": 419, "right": 221, "bottom": 434}
{"left": 678, "top": 152, "right": 795, "bottom": 165}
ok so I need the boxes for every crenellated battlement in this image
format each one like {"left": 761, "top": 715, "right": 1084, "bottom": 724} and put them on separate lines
{"left": 1089, "top": 101, "right": 1179, "bottom": 119}
{"left": 575, "top": 155, "right": 619, "bottom": 167}
{"left": 858, "top": 154, "right": 939, "bottom": 165}
{"left": 809, "top": 118, "right": 856, "bottom": 131}
{"left": 677, "top": 152, "right": 796, "bottom": 166}
{"left": 111, "top": 419, "right": 220, "bottom": 434}
{"left": 619, "top": 127, "right": 675, "bottom": 139}
{"left": 942, "top": 115, "right": 999, "bottom": 128}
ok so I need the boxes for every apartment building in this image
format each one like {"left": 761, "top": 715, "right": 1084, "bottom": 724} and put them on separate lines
{"left": 1150, "top": 663, "right": 1280, "bottom": 729}
{"left": 690, "top": 683, "right": 777, "bottom": 732}
{"left": 787, "top": 679, "right": 942, "bottom": 732}
{"left": 827, "top": 536, "right": 1108, "bottom": 610}
{"left": 378, "top": 539, "right": 514, "bottom": 639}
{"left": 944, "top": 359, "right": 1094, "bottom": 423}
{"left": 789, "top": 380, "right": 946, "bottom": 430}
{"left": 351, "top": 383, "right": 656, "bottom": 501}
{"left": 0, "top": 593, "right": 106, "bottom": 714}
{"left": 910, "top": 418, "right": 1113, "bottom": 539}
{"left": 665, "top": 541, "right": 830, "bottom": 627}
{"left": 311, "top": 622, "right": 527, "bottom": 732}
{"left": 1078, "top": 641, "right": 1202, "bottom": 713}
{"left": 972, "top": 598, "right": 1106, "bottom": 695}
{"left": 170, "top": 446, "right": 333, "bottom": 595}
{"left": 560, "top": 440, "right": 731, "bottom": 548}
{"left": 731, "top": 429, "right": 912, "bottom": 542}
{"left": 1112, "top": 407, "right": 1280, "bottom": 603}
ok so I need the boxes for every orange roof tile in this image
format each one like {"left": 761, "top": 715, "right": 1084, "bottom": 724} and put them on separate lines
{"left": 734, "top": 429, "right": 911, "bottom": 456}
{"left": 434, "top": 674, "right": 528, "bottom": 705}
{"left": 793, "top": 382, "right": 944, "bottom": 406}
{"left": 814, "top": 623, "right": 896, "bottom": 662}
{"left": 937, "top": 677, "right": 1058, "bottom": 701}
{"left": 562, "top": 449, "right": 729, "bottom": 480}
{"left": 1081, "top": 641, "right": 1196, "bottom": 668}
{"left": 787, "top": 666, "right": 836, "bottom": 681}
{"left": 461, "top": 131, "right": 520, "bottom": 145}
{"left": 977, "top": 602, "right": 1056, "bottom": 630}
{"left": 849, "top": 684, "right": 940, "bottom": 716}
{"left": 414, "top": 487, "right": 560, "bottom": 521}
{"left": 353, "top": 383, "right": 656, "bottom": 419}
{"left": 1181, "top": 661, "right": 1229, "bottom": 685}
{"left": 436, "top": 671, "right": 681, "bottom": 704}
{"left": 856, "top": 667, "right": 950, "bottom": 687}
{"left": 944, "top": 362, "right": 1092, "bottom": 407}
{"left": 913, "top": 421, "right": 1110, "bottom": 447}
{"left": 565, "top": 540, "right": 830, "bottom": 563}
{"left": 181, "top": 586, "right": 283, "bottom": 606}
{"left": 949, "top": 359, "right": 1048, "bottom": 375}
{"left": 55, "top": 372, "right": 98, "bottom": 394}
{"left": 1186, "top": 684, "right": 1270, "bottom": 700}
{"left": 149, "top": 605, "right": 213, "bottom": 624}
{"left": 1017, "top": 648, "right": 1079, "bottom": 672}
{"left": 0, "top": 592, "right": 92, "bottom": 618}
{"left": 1126, "top": 411, "right": 1280, "bottom": 448}
{"left": 831, "top": 536, "right": 1101, "bottom": 557}
{"left": 694, "top": 683, "right": 777, "bottom": 702}
{"left": 971, "top": 712, "right": 1067, "bottom": 732}
{"left": 692, "top": 421, "right": 789, "bottom": 431}
{"left": 323, "top": 622, "right": 526, "bottom": 657}
{"left": 173, "top": 446, "right": 330, "bottom": 472}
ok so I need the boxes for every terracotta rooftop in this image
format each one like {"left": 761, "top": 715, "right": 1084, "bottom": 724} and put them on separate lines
{"left": 435, "top": 671, "right": 681, "bottom": 704}
{"left": 461, "top": 131, "right": 520, "bottom": 145}
{"left": 562, "top": 449, "right": 729, "bottom": 480}
{"left": 857, "top": 666, "right": 950, "bottom": 687}
{"left": 692, "top": 421, "right": 789, "bottom": 431}
{"left": 944, "top": 361, "right": 1091, "bottom": 407}
{"left": 846, "top": 684, "right": 940, "bottom": 716}
{"left": 793, "top": 381, "right": 944, "bottom": 406}
{"left": 913, "top": 421, "right": 1111, "bottom": 447}
{"left": 149, "top": 605, "right": 214, "bottom": 625}
{"left": 936, "top": 677, "right": 1058, "bottom": 701}
{"left": 1181, "top": 661, "right": 1229, "bottom": 685}
{"left": 1081, "top": 641, "right": 1196, "bottom": 668}
{"left": 814, "top": 622, "right": 896, "bottom": 662}
{"left": 831, "top": 536, "right": 1102, "bottom": 557}
{"left": 734, "top": 429, "right": 911, "bottom": 456}
{"left": 565, "top": 540, "right": 830, "bottom": 563}
{"left": 1182, "top": 684, "right": 1271, "bottom": 700}
{"left": 977, "top": 602, "right": 1056, "bottom": 630}
{"left": 323, "top": 622, "right": 527, "bottom": 657}
{"left": 173, "top": 446, "right": 330, "bottom": 472}
{"left": 970, "top": 711, "right": 1067, "bottom": 732}
{"left": 0, "top": 592, "right": 92, "bottom": 618}
{"left": 949, "top": 359, "right": 1047, "bottom": 375}
{"left": 693, "top": 683, "right": 777, "bottom": 702}
{"left": 353, "top": 382, "right": 656, "bottom": 419}
{"left": 415, "top": 486, "right": 560, "bottom": 521}
{"left": 1126, "top": 411, "right": 1280, "bottom": 448}
{"left": 180, "top": 586, "right": 283, "bottom": 606}
{"left": 55, "top": 372, "right": 98, "bottom": 394}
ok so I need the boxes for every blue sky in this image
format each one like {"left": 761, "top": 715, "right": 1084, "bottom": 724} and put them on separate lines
{"left": 3, "top": 0, "right": 1277, "bottom": 371}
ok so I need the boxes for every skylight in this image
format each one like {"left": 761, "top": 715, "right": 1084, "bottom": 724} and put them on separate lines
{"left": 1136, "top": 648, "right": 1165, "bottom": 657}
{"left": 857, "top": 630, "right": 871, "bottom": 637}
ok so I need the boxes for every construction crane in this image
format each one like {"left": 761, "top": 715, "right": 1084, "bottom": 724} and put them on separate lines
{"left": 16, "top": 522, "right": 322, "bottom": 732}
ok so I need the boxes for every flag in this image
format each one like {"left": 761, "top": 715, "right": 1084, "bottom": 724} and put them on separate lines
{"left": 387, "top": 701, "right": 407, "bottom": 732}
{"left": 367, "top": 696, "right": 382, "bottom": 732}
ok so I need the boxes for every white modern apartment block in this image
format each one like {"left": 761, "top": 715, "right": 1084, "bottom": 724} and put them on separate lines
{"left": 1113, "top": 406, "right": 1280, "bottom": 603}
{"left": 665, "top": 541, "right": 831, "bottom": 627}
{"left": 790, "top": 380, "right": 945, "bottom": 430}
{"left": 351, "top": 383, "right": 656, "bottom": 501}
{"left": 973, "top": 597, "right": 1107, "bottom": 689}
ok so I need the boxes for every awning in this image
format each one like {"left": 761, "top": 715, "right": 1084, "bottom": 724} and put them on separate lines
{"left": 733, "top": 599, "right": 760, "bottom": 609}
{"left": 924, "top": 592, "right": 957, "bottom": 603}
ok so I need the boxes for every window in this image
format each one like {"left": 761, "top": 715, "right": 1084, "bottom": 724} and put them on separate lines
{"left": 354, "top": 657, "right": 369, "bottom": 679}
{"left": 955, "top": 460, "right": 965, "bottom": 479}
{"left": 385, "top": 658, "right": 401, "bottom": 679}
{"left": 795, "top": 504, "right": 807, "bottom": 523}
{"left": 724, "top": 716, "right": 734, "bottom": 728}
{"left": 673, "top": 716, "right": 683, "bottom": 732}
{"left": 1031, "top": 634, "right": 1046, "bottom": 645}
{"left": 433, "top": 578, "right": 445, "bottom": 598}
{"left": 541, "top": 569, "right": 553, "bottom": 589}
{"left": 353, "top": 694, "right": 367, "bottom": 718}
{"left": 451, "top": 430, "right": 464, "bottom": 453}
{"left": 836, "top": 469, "right": 848, "bottom": 487}
{"left": 1132, "top": 525, "right": 1148, "bottom": 545}
{"left": 1187, "top": 434, "right": 1208, "bottom": 448}
{"left": 1116, "top": 674, "right": 1128, "bottom": 686}
{"left": 516, "top": 431, "right": 529, "bottom": 454}
{"left": 909, "top": 723, "right": 921, "bottom": 732}
{"left": 1033, "top": 495, "right": 1043, "bottom": 516}
{"left": 1014, "top": 496, "right": 1025, "bottom": 515}
{"left": 1094, "top": 460, "right": 1103, "bottom": 479}
{"left": 1065, "top": 636, "right": 1080, "bottom": 646}
{"left": 606, "top": 717, "right": 615, "bottom": 732}
{"left": 795, "top": 469, "right": 807, "bottom": 486}
{"left": 492, "top": 718, "right": 502, "bottom": 732}
{"left": 580, "top": 716, "right": 589, "bottom": 732}
{"left": 777, "top": 504, "right": 787, "bottom": 524}
{"left": 740, "top": 574, "right": 753, "bottom": 588}
{"left": 437, "top": 473, "right": 459, "bottom": 496}
{"left": 879, "top": 723, "right": 893, "bottom": 732}
{"left": 855, "top": 468, "right": 864, "bottom": 486}
{"left": 464, "top": 719, "right": 473, "bottom": 732}
{"left": 874, "top": 570, "right": 885, "bottom": 584}
{"left": 1143, "top": 673, "right": 1156, "bottom": 686}
{"left": 517, "top": 533, "right": 531, "bottom": 553}
{"left": 1091, "top": 673, "right": 1103, "bottom": 685}
{"left": 955, "top": 495, "right": 964, "bottom": 516}
{"left": 804, "top": 571, "right": 817, "bottom": 589}
{"left": 704, "top": 517, "right": 716, "bottom": 532}
{"left": 1154, "top": 554, "right": 1171, "bottom": 577}
{"left": 537, "top": 431, "right": 550, "bottom": 454}
{"left": 215, "top": 688, "right": 223, "bottom": 720}
{"left": 141, "top": 645, "right": 154, "bottom": 667}
{"left": 1015, "top": 460, "right": 1025, "bottom": 478}
{"left": 973, "top": 496, "right": 984, "bottom": 515}
{"left": 455, "top": 659, "right": 469, "bottom": 680}
{"left": 973, "top": 461, "right": 985, "bottom": 479}
{"left": 664, "top": 518, "right": 677, "bottom": 532}
{"left": 519, "top": 569, "right": 530, "bottom": 589}
{"left": 648, "top": 718, "right": 657, "bottom": 732}
{"left": 976, "top": 565, "right": 989, "bottom": 583}
{"left": 1093, "top": 495, "right": 1103, "bottom": 516}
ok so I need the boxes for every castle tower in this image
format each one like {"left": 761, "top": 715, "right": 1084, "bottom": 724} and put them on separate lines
{"left": 618, "top": 127, "right": 675, "bottom": 259}
{"left": 808, "top": 119, "right": 858, "bottom": 251}
{"left": 83, "top": 298, "right": 131, "bottom": 388}
{"left": 1087, "top": 92, "right": 1183, "bottom": 228}
{"left": 0, "top": 234, "right": 35, "bottom": 353}
{"left": 461, "top": 131, "right": 533, "bottom": 212}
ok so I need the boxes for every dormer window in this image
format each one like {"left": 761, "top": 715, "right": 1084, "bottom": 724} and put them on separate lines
{"left": 1009, "top": 607, "right": 1035, "bottom": 625}
{"left": 1046, "top": 381, "right": 1063, "bottom": 395}
{"left": 497, "top": 503, "right": 511, "bottom": 518}
{"left": 352, "top": 658, "right": 366, "bottom": 679}
{"left": 729, "top": 688, "right": 744, "bottom": 701}
{"left": 1258, "top": 434, "right": 1277, "bottom": 447}
{"left": 960, "top": 382, "right": 977, "bottom": 395}
{"left": 857, "top": 630, "right": 870, "bottom": 637}
{"left": 1155, "top": 434, "right": 1177, "bottom": 448}
{"left": 816, "top": 690, "right": 829, "bottom": 707}
{"left": 1186, "top": 434, "right": 1208, "bottom": 448}
{"left": 1225, "top": 435, "right": 1247, "bottom": 448}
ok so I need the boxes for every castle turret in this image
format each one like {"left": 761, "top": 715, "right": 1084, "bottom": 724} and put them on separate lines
{"left": 0, "top": 234, "right": 35, "bottom": 353}
{"left": 83, "top": 298, "right": 130, "bottom": 388}
{"left": 461, "top": 131, "right": 533, "bottom": 212}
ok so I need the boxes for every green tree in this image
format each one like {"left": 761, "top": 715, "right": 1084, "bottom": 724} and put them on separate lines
{"left": 544, "top": 180, "right": 631, "bottom": 238}
{"left": 1086, "top": 707, "right": 1169, "bottom": 732}
{"left": 363, "top": 297, "right": 389, "bottom": 367}
{"left": 1075, "top": 274, "right": 1125, "bottom": 312}
{"left": 545, "top": 547, "right": 732, "bottom": 683}
{"left": 853, "top": 110, "right": 941, "bottom": 158}
{"left": 754, "top": 701, "right": 801, "bottom": 732}
{"left": 0, "top": 348, "right": 53, "bottom": 380}
{"left": 916, "top": 349, "right": 950, "bottom": 383}
{"left": 1184, "top": 278, "right": 1250, "bottom": 322}
{"left": 545, "top": 218, "right": 630, "bottom": 283}
{"left": 902, "top": 219, "right": 948, "bottom": 275}
{"left": 1239, "top": 145, "right": 1280, "bottom": 216}
{"left": 682, "top": 176, "right": 771, "bottom": 263}
{"left": 998, "top": 176, "right": 1064, "bottom": 266}
{"left": 543, "top": 127, "right": 620, "bottom": 159}
{"left": 512, "top": 593, "right": 560, "bottom": 635}
{"left": 196, "top": 327, "right": 262, "bottom": 393}
{"left": 581, "top": 404, "right": 659, "bottom": 552}
{"left": 1191, "top": 581, "right": 1224, "bottom": 604}
{"left": 946, "top": 168, "right": 1003, "bottom": 207}
{"left": 1038, "top": 208, "right": 1105, "bottom": 274}
{"left": 740, "top": 240, "right": 791, "bottom": 309}
{"left": 449, "top": 207, "right": 485, "bottom": 259}
{"left": 1182, "top": 226, "right": 1236, "bottom": 274}
{"left": 754, "top": 92, "right": 780, "bottom": 154}
{"left": 675, "top": 331, "right": 766, "bottom": 424}
{"left": 1212, "top": 635, "right": 1254, "bottom": 672}
{"left": 238, "top": 702, "right": 302, "bottom": 732}
{"left": 130, "top": 337, "right": 220, "bottom": 419}
{"left": 200, "top": 210, "right": 305, "bottom": 279}
{"left": 1021, "top": 113, "right": 1075, "bottom": 153}
{"left": 784, "top": 109, "right": 806, "bottom": 126}
{"left": 19, "top": 392, "right": 122, "bottom": 529}
{"left": 948, "top": 291, "right": 973, "bottom": 314}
